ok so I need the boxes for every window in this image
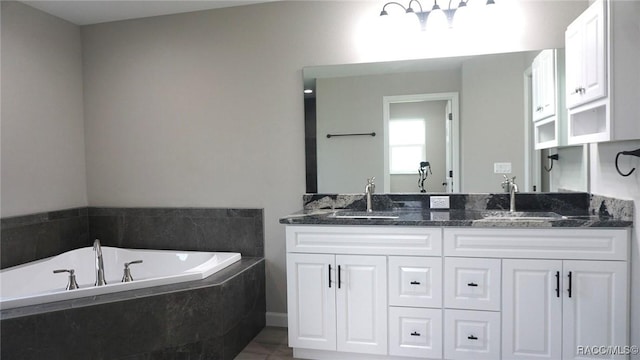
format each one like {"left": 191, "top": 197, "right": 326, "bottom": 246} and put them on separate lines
{"left": 389, "top": 119, "right": 426, "bottom": 174}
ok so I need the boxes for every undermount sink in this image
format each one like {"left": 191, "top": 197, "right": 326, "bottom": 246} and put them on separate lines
{"left": 330, "top": 210, "right": 400, "bottom": 220}
{"left": 481, "top": 211, "right": 563, "bottom": 221}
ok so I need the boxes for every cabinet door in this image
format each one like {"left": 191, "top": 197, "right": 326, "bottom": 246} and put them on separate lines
{"left": 562, "top": 260, "right": 628, "bottom": 360}
{"left": 335, "top": 255, "right": 387, "bottom": 355}
{"left": 579, "top": 0, "right": 606, "bottom": 105}
{"left": 286, "top": 253, "right": 336, "bottom": 351}
{"left": 502, "top": 259, "right": 562, "bottom": 360}
{"left": 566, "top": 0, "right": 606, "bottom": 109}
{"left": 532, "top": 49, "right": 556, "bottom": 121}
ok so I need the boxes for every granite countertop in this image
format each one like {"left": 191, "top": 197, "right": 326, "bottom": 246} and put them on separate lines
{"left": 279, "top": 208, "right": 632, "bottom": 228}
{"left": 279, "top": 193, "right": 634, "bottom": 228}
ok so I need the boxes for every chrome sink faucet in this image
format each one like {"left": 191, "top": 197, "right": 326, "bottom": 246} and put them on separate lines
{"left": 502, "top": 175, "right": 519, "bottom": 212}
{"left": 93, "top": 239, "right": 107, "bottom": 286}
{"left": 365, "top": 177, "right": 375, "bottom": 213}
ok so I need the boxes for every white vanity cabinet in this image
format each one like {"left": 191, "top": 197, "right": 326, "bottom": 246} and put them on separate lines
{"left": 286, "top": 225, "right": 441, "bottom": 360}
{"left": 287, "top": 253, "right": 387, "bottom": 355}
{"left": 502, "top": 259, "right": 627, "bottom": 360}
{"left": 531, "top": 49, "right": 566, "bottom": 149}
{"left": 286, "top": 225, "right": 630, "bottom": 360}
{"left": 444, "top": 227, "right": 629, "bottom": 360}
{"left": 565, "top": 0, "right": 640, "bottom": 144}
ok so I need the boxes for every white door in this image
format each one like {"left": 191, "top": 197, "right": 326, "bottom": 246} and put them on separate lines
{"left": 562, "top": 260, "right": 628, "bottom": 360}
{"left": 286, "top": 253, "right": 336, "bottom": 351}
{"left": 502, "top": 259, "right": 563, "bottom": 360}
{"left": 336, "top": 255, "right": 388, "bottom": 355}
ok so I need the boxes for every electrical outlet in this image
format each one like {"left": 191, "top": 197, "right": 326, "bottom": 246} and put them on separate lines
{"left": 494, "top": 162, "right": 512, "bottom": 174}
{"left": 430, "top": 196, "right": 450, "bottom": 209}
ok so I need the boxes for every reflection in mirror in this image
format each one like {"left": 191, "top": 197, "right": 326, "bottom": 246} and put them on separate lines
{"left": 304, "top": 50, "right": 590, "bottom": 194}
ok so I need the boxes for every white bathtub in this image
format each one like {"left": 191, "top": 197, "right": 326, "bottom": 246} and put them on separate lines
{"left": 0, "top": 246, "right": 241, "bottom": 310}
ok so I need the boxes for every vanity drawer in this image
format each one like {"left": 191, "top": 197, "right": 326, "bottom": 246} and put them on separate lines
{"left": 286, "top": 225, "right": 442, "bottom": 256}
{"left": 389, "top": 256, "right": 442, "bottom": 308}
{"left": 389, "top": 307, "right": 443, "bottom": 359}
{"left": 443, "top": 228, "right": 629, "bottom": 260}
{"left": 444, "top": 257, "right": 501, "bottom": 311}
{"left": 444, "top": 309, "right": 500, "bottom": 360}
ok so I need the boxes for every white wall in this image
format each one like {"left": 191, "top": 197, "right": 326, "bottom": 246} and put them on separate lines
{"left": 2, "top": 0, "right": 591, "bottom": 324}
{"left": 1, "top": 1, "right": 87, "bottom": 217}
{"left": 589, "top": 140, "right": 640, "bottom": 355}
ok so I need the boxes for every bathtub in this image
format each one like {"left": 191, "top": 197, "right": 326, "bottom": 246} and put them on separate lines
{"left": 0, "top": 246, "right": 241, "bottom": 310}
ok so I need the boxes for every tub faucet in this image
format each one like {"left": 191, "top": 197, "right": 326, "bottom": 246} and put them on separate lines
{"left": 93, "top": 239, "right": 107, "bottom": 286}
{"left": 365, "top": 177, "right": 375, "bottom": 212}
{"left": 503, "top": 175, "right": 519, "bottom": 212}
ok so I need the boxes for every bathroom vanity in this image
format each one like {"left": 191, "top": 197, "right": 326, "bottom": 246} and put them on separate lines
{"left": 280, "top": 193, "right": 633, "bottom": 360}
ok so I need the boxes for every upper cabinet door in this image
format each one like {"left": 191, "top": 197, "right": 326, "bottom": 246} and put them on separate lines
{"left": 566, "top": 0, "right": 607, "bottom": 109}
{"left": 532, "top": 49, "right": 556, "bottom": 122}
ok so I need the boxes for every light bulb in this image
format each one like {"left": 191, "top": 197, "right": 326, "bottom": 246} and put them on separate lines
{"left": 426, "top": 6, "right": 448, "bottom": 32}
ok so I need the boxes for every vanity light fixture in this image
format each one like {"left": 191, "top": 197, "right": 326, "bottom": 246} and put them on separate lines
{"left": 379, "top": 0, "right": 497, "bottom": 31}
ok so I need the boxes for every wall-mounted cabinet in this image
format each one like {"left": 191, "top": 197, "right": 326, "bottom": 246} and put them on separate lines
{"left": 565, "top": 0, "right": 640, "bottom": 144}
{"left": 532, "top": 49, "right": 566, "bottom": 149}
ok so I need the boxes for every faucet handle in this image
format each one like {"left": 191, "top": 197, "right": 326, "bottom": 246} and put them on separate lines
{"left": 367, "top": 177, "right": 375, "bottom": 184}
{"left": 122, "top": 260, "right": 143, "bottom": 282}
{"left": 53, "top": 269, "right": 80, "bottom": 290}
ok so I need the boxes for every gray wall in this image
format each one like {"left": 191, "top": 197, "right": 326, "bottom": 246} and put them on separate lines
{"left": 461, "top": 51, "right": 532, "bottom": 192}
{"left": 1, "top": 1, "right": 87, "bottom": 217}
{"left": 7, "top": 0, "right": 627, "bottom": 333}
{"left": 317, "top": 69, "right": 460, "bottom": 193}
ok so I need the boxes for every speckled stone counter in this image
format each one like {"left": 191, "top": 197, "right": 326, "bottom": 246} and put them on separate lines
{"left": 280, "top": 193, "right": 633, "bottom": 228}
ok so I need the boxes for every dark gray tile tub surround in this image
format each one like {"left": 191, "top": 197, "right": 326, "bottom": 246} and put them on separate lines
{"left": 1, "top": 207, "right": 266, "bottom": 360}
{"left": 1, "top": 207, "right": 89, "bottom": 269}
{"left": 88, "top": 207, "right": 264, "bottom": 257}
{"left": 279, "top": 193, "right": 633, "bottom": 228}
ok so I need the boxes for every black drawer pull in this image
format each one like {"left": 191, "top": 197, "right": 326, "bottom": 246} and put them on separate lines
{"left": 555, "top": 271, "right": 560, "bottom": 298}
{"left": 467, "top": 282, "right": 478, "bottom": 287}
{"left": 411, "top": 331, "right": 421, "bottom": 336}
{"left": 567, "top": 271, "right": 572, "bottom": 298}
{"left": 328, "top": 265, "right": 332, "bottom": 288}
{"left": 468, "top": 335, "right": 478, "bottom": 340}
{"left": 410, "top": 281, "right": 421, "bottom": 285}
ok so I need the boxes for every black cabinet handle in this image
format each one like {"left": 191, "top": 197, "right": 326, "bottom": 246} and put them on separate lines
{"left": 468, "top": 335, "right": 478, "bottom": 340}
{"left": 411, "top": 331, "right": 421, "bottom": 336}
{"left": 567, "top": 271, "right": 572, "bottom": 298}
{"left": 338, "top": 265, "right": 342, "bottom": 289}
{"left": 328, "top": 265, "right": 332, "bottom": 288}
{"left": 555, "top": 271, "right": 560, "bottom": 298}
{"left": 467, "top": 282, "right": 478, "bottom": 287}
{"left": 410, "top": 281, "right": 421, "bottom": 285}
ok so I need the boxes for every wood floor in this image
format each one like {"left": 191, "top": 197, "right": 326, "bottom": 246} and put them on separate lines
{"left": 234, "top": 327, "right": 301, "bottom": 360}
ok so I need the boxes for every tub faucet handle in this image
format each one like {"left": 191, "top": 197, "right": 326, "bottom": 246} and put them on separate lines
{"left": 122, "top": 260, "right": 143, "bottom": 282}
{"left": 53, "top": 269, "right": 80, "bottom": 290}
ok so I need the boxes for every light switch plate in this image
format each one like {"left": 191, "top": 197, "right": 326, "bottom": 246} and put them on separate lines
{"left": 494, "top": 162, "right": 512, "bottom": 174}
{"left": 430, "top": 196, "right": 450, "bottom": 209}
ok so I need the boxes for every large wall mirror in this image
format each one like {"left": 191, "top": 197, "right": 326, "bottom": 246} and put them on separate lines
{"left": 303, "top": 50, "right": 590, "bottom": 194}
